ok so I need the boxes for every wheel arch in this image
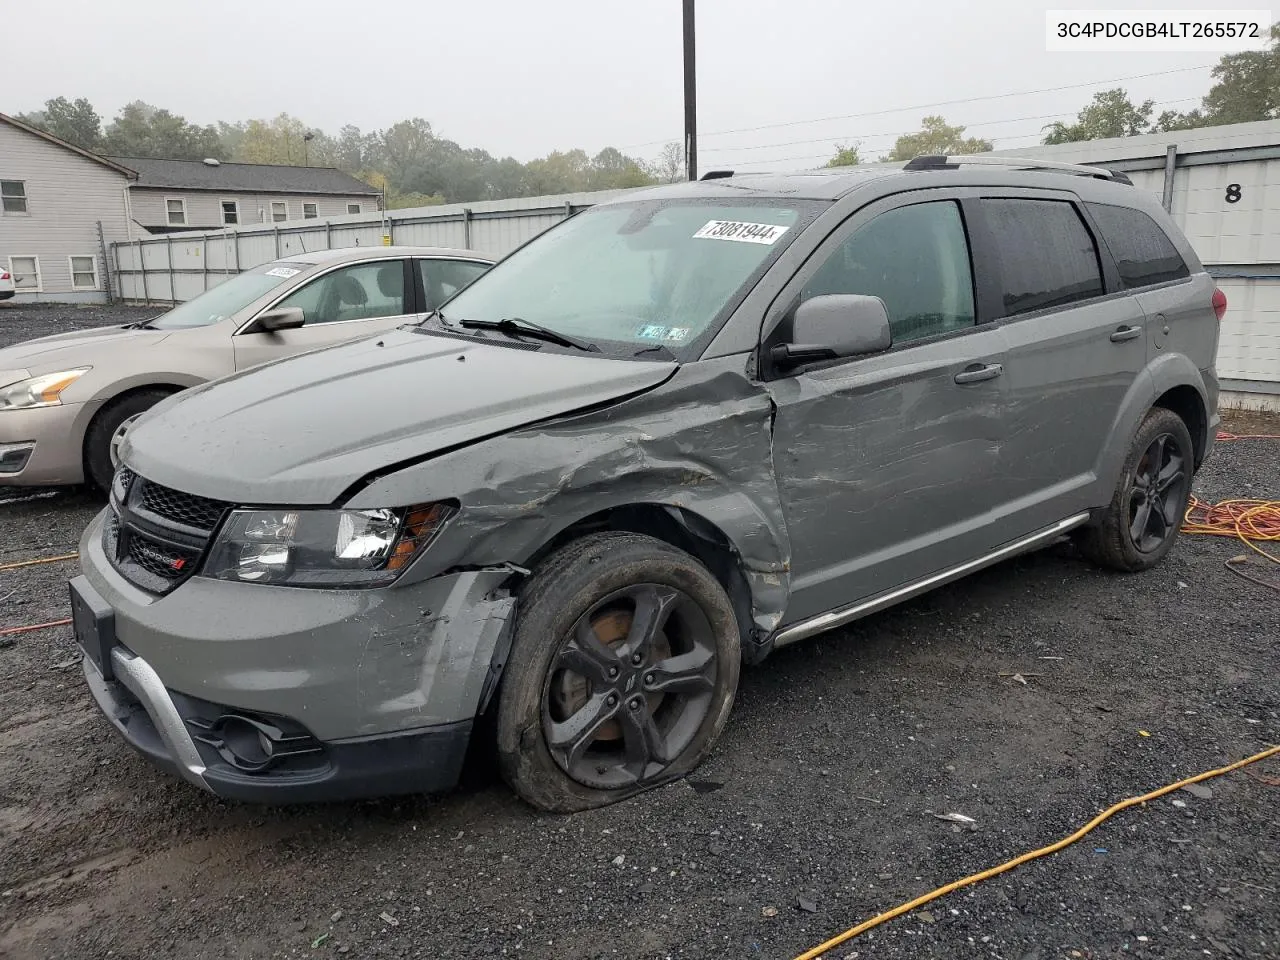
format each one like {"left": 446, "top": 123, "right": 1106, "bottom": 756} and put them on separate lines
{"left": 82, "top": 382, "right": 191, "bottom": 478}
{"left": 521, "top": 502, "right": 767, "bottom": 665}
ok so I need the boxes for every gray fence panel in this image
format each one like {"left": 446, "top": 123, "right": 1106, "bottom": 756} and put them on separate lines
{"left": 110, "top": 187, "right": 650, "bottom": 303}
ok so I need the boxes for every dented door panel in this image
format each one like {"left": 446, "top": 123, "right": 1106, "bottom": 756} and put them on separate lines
{"left": 766, "top": 327, "right": 1011, "bottom": 625}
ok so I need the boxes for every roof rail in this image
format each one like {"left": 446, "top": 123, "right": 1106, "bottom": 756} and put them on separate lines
{"left": 903, "top": 154, "right": 1133, "bottom": 185}
{"left": 700, "top": 169, "right": 735, "bottom": 180}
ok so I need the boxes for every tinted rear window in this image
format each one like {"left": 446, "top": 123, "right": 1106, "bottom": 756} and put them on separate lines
{"left": 1086, "top": 202, "right": 1191, "bottom": 289}
{"left": 983, "top": 199, "right": 1104, "bottom": 317}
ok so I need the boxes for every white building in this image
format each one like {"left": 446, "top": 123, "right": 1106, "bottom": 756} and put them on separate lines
{"left": 0, "top": 112, "right": 136, "bottom": 303}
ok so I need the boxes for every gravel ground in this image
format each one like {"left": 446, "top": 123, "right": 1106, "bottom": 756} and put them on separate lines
{"left": 1, "top": 305, "right": 1277, "bottom": 960}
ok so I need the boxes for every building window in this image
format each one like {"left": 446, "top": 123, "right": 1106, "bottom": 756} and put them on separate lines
{"left": 271, "top": 201, "right": 288, "bottom": 222}
{"left": 347, "top": 203, "right": 361, "bottom": 215}
{"left": 69, "top": 256, "right": 99, "bottom": 290}
{"left": 302, "top": 202, "right": 318, "bottom": 219}
{"left": 221, "top": 200, "right": 240, "bottom": 225}
{"left": 1, "top": 180, "right": 28, "bottom": 214}
{"left": 8, "top": 256, "right": 41, "bottom": 292}
{"left": 166, "top": 197, "right": 187, "bottom": 226}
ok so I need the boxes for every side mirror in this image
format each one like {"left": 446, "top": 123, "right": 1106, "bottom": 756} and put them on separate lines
{"left": 772, "top": 294, "right": 892, "bottom": 371}
{"left": 249, "top": 306, "right": 305, "bottom": 334}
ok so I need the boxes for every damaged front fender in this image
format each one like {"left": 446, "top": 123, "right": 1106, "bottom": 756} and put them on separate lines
{"left": 349, "top": 355, "right": 793, "bottom": 645}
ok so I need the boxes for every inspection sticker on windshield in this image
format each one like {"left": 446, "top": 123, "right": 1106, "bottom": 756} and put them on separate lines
{"left": 635, "top": 324, "right": 692, "bottom": 343}
{"left": 264, "top": 267, "right": 301, "bottom": 279}
{"left": 693, "top": 220, "right": 789, "bottom": 245}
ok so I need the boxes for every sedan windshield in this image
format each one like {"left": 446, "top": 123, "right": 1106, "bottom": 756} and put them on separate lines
{"left": 147, "top": 263, "right": 309, "bottom": 330}
{"left": 438, "top": 200, "right": 819, "bottom": 354}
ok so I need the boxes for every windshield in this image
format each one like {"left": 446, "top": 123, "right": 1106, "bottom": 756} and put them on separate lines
{"left": 438, "top": 200, "right": 819, "bottom": 354}
{"left": 147, "top": 262, "right": 309, "bottom": 330}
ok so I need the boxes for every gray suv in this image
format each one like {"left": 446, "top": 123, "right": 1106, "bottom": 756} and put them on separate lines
{"left": 71, "top": 156, "right": 1223, "bottom": 812}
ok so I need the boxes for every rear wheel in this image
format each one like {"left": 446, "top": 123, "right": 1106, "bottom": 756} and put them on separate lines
{"left": 1078, "top": 407, "right": 1194, "bottom": 572}
{"left": 83, "top": 390, "right": 172, "bottom": 492}
{"left": 496, "top": 533, "right": 740, "bottom": 812}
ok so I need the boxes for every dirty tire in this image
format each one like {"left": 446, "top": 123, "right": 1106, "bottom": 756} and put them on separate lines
{"left": 1077, "top": 406, "right": 1194, "bottom": 572}
{"left": 496, "top": 532, "right": 741, "bottom": 813}
{"left": 83, "top": 390, "right": 171, "bottom": 492}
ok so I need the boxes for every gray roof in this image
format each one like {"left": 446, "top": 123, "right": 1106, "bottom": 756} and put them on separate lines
{"left": 108, "top": 156, "right": 380, "bottom": 196}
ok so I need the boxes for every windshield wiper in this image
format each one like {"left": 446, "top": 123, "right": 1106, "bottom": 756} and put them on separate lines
{"left": 632, "top": 343, "right": 678, "bottom": 361}
{"left": 458, "top": 317, "right": 598, "bottom": 352}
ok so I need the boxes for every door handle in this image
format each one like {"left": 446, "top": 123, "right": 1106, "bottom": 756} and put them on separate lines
{"left": 1109, "top": 325, "right": 1143, "bottom": 343}
{"left": 953, "top": 362, "right": 1003, "bottom": 384}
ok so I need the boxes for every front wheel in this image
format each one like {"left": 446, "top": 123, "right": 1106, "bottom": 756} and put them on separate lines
{"left": 1078, "top": 407, "right": 1194, "bottom": 572}
{"left": 83, "top": 390, "right": 171, "bottom": 492}
{"left": 496, "top": 533, "right": 741, "bottom": 812}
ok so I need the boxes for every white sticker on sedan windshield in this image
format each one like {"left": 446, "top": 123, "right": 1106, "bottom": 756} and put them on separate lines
{"left": 693, "top": 220, "right": 789, "bottom": 244}
{"left": 264, "top": 267, "right": 301, "bottom": 278}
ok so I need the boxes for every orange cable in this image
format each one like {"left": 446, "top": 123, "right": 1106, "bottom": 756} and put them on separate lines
{"left": 0, "top": 618, "right": 73, "bottom": 637}
{"left": 793, "top": 745, "right": 1280, "bottom": 960}
{"left": 0, "top": 552, "right": 79, "bottom": 572}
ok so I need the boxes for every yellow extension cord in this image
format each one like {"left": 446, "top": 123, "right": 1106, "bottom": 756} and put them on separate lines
{"left": 793, "top": 744, "right": 1280, "bottom": 960}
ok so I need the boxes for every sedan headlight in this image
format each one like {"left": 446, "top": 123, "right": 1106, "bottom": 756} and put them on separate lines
{"left": 202, "top": 503, "right": 453, "bottom": 587}
{"left": 0, "top": 368, "right": 92, "bottom": 410}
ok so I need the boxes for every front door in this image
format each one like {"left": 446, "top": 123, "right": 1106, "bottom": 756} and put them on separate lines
{"left": 233, "top": 258, "right": 413, "bottom": 370}
{"left": 766, "top": 196, "right": 1012, "bottom": 625}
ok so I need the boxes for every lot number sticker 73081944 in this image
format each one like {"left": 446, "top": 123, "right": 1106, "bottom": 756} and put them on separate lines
{"left": 693, "top": 221, "right": 790, "bottom": 244}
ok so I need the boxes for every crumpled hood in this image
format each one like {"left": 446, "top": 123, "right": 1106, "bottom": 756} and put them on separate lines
{"left": 123, "top": 329, "right": 677, "bottom": 505}
{"left": 0, "top": 325, "right": 170, "bottom": 382}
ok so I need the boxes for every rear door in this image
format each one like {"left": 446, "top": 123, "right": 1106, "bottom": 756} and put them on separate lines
{"left": 976, "top": 194, "right": 1147, "bottom": 532}
{"left": 233, "top": 258, "right": 413, "bottom": 370}
{"left": 1084, "top": 201, "right": 1216, "bottom": 379}
{"left": 413, "top": 257, "right": 492, "bottom": 317}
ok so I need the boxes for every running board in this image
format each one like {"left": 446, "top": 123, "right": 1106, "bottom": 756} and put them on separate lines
{"left": 771, "top": 512, "right": 1091, "bottom": 648}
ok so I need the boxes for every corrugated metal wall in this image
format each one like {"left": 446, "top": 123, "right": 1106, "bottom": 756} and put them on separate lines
{"left": 111, "top": 189, "right": 638, "bottom": 304}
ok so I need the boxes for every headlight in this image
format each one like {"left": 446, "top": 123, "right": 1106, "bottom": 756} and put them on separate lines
{"left": 202, "top": 503, "right": 453, "bottom": 587}
{"left": 0, "top": 368, "right": 92, "bottom": 410}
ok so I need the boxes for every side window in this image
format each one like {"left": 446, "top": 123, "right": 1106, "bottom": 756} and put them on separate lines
{"left": 982, "top": 199, "right": 1104, "bottom": 317}
{"left": 1085, "top": 202, "right": 1191, "bottom": 289}
{"left": 802, "top": 201, "right": 975, "bottom": 344}
{"left": 415, "top": 258, "right": 491, "bottom": 311}
{"left": 273, "top": 261, "right": 406, "bottom": 326}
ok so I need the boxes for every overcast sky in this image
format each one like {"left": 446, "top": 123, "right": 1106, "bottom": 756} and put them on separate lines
{"left": 3, "top": 0, "right": 1219, "bottom": 168}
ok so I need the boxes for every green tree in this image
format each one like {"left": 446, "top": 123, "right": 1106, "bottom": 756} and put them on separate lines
{"left": 886, "top": 116, "right": 991, "bottom": 161}
{"left": 17, "top": 96, "right": 102, "bottom": 150}
{"left": 1043, "top": 89, "right": 1155, "bottom": 144}
{"left": 1199, "top": 22, "right": 1280, "bottom": 124}
{"left": 1153, "top": 108, "right": 1209, "bottom": 132}
{"left": 380, "top": 118, "right": 435, "bottom": 185}
{"left": 523, "top": 149, "right": 592, "bottom": 194}
{"left": 586, "top": 147, "right": 655, "bottom": 190}
{"left": 102, "top": 101, "right": 227, "bottom": 160}
{"left": 233, "top": 113, "right": 333, "bottom": 165}
{"left": 826, "top": 143, "right": 862, "bottom": 167}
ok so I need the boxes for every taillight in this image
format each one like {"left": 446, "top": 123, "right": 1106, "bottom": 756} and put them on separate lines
{"left": 1211, "top": 288, "right": 1227, "bottom": 321}
{"left": 0, "top": 272, "right": 9, "bottom": 281}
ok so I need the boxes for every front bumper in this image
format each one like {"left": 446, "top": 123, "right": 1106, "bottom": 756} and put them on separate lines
{"left": 76, "top": 509, "right": 520, "bottom": 802}
{"left": 82, "top": 647, "right": 473, "bottom": 802}
{"left": 0, "top": 401, "right": 98, "bottom": 485}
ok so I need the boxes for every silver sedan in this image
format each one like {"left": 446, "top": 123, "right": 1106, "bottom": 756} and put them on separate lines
{"left": 0, "top": 246, "right": 492, "bottom": 489}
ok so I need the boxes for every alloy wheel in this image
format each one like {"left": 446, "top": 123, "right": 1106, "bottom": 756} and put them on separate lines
{"left": 1127, "top": 432, "right": 1189, "bottom": 553}
{"left": 541, "top": 583, "right": 718, "bottom": 790}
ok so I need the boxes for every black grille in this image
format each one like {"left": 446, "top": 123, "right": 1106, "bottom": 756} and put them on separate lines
{"left": 105, "top": 469, "right": 230, "bottom": 595}
{"left": 135, "top": 479, "right": 227, "bottom": 532}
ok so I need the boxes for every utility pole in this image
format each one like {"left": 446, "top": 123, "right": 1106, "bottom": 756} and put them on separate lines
{"left": 303, "top": 131, "right": 315, "bottom": 166}
{"left": 683, "top": 0, "right": 697, "bottom": 181}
